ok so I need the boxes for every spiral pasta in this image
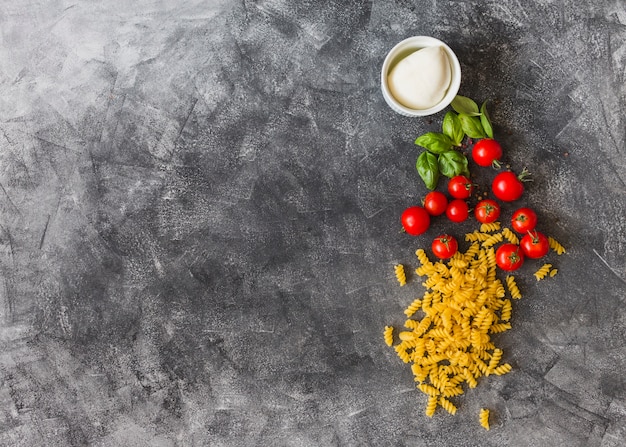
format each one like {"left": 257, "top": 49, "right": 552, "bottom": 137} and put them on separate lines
{"left": 383, "top": 326, "right": 394, "bottom": 346}
{"left": 501, "top": 227, "right": 519, "bottom": 245}
{"left": 480, "top": 222, "right": 501, "bottom": 233}
{"left": 492, "top": 363, "right": 512, "bottom": 375}
{"left": 439, "top": 397, "right": 457, "bottom": 415}
{"left": 395, "top": 264, "right": 407, "bottom": 286}
{"left": 415, "top": 249, "right": 433, "bottom": 267}
{"left": 425, "top": 395, "right": 438, "bottom": 417}
{"left": 479, "top": 408, "right": 490, "bottom": 430}
{"left": 550, "top": 268, "right": 558, "bottom": 277}
{"left": 404, "top": 298, "right": 422, "bottom": 317}
{"left": 534, "top": 263, "right": 552, "bottom": 281}
{"left": 500, "top": 300, "right": 512, "bottom": 322}
{"left": 548, "top": 236, "right": 566, "bottom": 255}
{"left": 465, "top": 231, "right": 491, "bottom": 242}
{"left": 506, "top": 276, "right": 522, "bottom": 299}
{"left": 482, "top": 233, "right": 503, "bottom": 248}
{"left": 385, "top": 243, "right": 517, "bottom": 419}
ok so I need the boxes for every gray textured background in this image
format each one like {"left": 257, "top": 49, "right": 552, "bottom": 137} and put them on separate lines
{"left": 1, "top": 0, "right": 625, "bottom": 446}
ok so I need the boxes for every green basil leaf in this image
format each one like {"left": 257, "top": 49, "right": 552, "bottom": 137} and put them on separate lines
{"left": 442, "top": 111, "right": 464, "bottom": 146}
{"left": 416, "top": 151, "right": 440, "bottom": 190}
{"left": 480, "top": 101, "right": 494, "bottom": 139}
{"left": 414, "top": 132, "right": 453, "bottom": 155}
{"left": 451, "top": 95, "right": 480, "bottom": 116}
{"left": 459, "top": 114, "right": 487, "bottom": 139}
{"left": 438, "top": 150, "right": 470, "bottom": 178}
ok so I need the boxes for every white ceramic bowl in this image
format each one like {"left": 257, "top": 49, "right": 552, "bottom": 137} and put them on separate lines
{"left": 381, "top": 36, "right": 461, "bottom": 117}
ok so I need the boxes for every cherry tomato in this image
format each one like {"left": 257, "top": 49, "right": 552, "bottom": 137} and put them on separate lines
{"left": 423, "top": 191, "right": 448, "bottom": 216}
{"left": 496, "top": 243, "right": 525, "bottom": 271}
{"left": 432, "top": 234, "right": 458, "bottom": 259}
{"left": 472, "top": 139, "right": 502, "bottom": 167}
{"left": 511, "top": 207, "right": 537, "bottom": 233}
{"left": 520, "top": 230, "right": 550, "bottom": 259}
{"left": 448, "top": 175, "right": 474, "bottom": 199}
{"left": 446, "top": 199, "right": 469, "bottom": 223}
{"left": 401, "top": 206, "right": 431, "bottom": 236}
{"left": 492, "top": 169, "right": 530, "bottom": 202}
{"left": 474, "top": 199, "right": 501, "bottom": 224}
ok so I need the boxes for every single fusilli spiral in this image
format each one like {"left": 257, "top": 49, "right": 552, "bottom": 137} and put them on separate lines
{"left": 395, "top": 264, "right": 406, "bottom": 286}
{"left": 404, "top": 298, "right": 422, "bottom": 317}
{"left": 425, "top": 395, "right": 438, "bottom": 417}
{"left": 394, "top": 345, "right": 411, "bottom": 363}
{"left": 489, "top": 323, "right": 511, "bottom": 333}
{"left": 506, "top": 275, "right": 522, "bottom": 299}
{"left": 479, "top": 408, "right": 490, "bottom": 430}
{"left": 548, "top": 236, "right": 566, "bottom": 255}
{"left": 439, "top": 397, "right": 458, "bottom": 415}
{"left": 383, "top": 326, "right": 394, "bottom": 346}
{"left": 500, "top": 300, "right": 512, "bottom": 322}
{"left": 465, "top": 231, "right": 491, "bottom": 242}
{"left": 480, "top": 222, "right": 501, "bottom": 233}
{"left": 534, "top": 263, "right": 552, "bottom": 281}
{"left": 482, "top": 232, "right": 503, "bottom": 248}
{"left": 492, "top": 363, "right": 512, "bottom": 375}
{"left": 415, "top": 249, "right": 432, "bottom": 266}
{"left": 501, "top": 227, "right": 519, "bottom": 244}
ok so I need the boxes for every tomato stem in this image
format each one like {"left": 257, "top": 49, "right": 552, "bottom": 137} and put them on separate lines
{"left": 518, "top": 167, "right": 533, "bottom": 182}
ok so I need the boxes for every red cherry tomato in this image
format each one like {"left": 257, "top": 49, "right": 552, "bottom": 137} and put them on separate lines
{"left": 496, "top": 243, "right": 525, "bottom": 271}
{"left": 472, "top": 139, "right": 502, "bottom": 167}
{"left": 432, "top": 234, "right": 458, "bottom": 259}
{"left": 401, "top": 206, "right": 431, "bottom": 236}
{"left": 520, "top": 230, "right": 550, "bottom": 259}
{"left": 474, "top": 199, "right": 501, "bottom": 224}
{"left": 446, "top": 199, "right": 469, "bottom": 223}
{"left": 511, "top": 207, "right": 537, "bottom": 233}
{"left": 423, "top": 191, "right": 448, "bottom": 216}
{"left": 447, "top": 175, "right": 474, "bottom": 199}
{"left": 492, "top": 169, "right": 530, "bottom": 202}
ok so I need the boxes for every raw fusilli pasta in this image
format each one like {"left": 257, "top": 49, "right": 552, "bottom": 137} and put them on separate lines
{"left": 384, "top": 241, "right": 516, "bottom": 419}
{"left": 501, "top": 227, "right": 519, "bottom": 244}
{"left": 404, "top": 298, "right": 422, "bottom": 317}
{"left": 548, "top": 236, "right": 566, "bottom": 255}
{"left": 549, "top": 268, "right": 558, "bottom": 277}
{"left": 479, "top": 408, "right": 490, "bottom": 430}
{"left": 480, "top": 222, "right": 501, "bottom": 233}
{"left": 425, "top": 395, "right": 438, "bottom": 417}
{"left": 506, "top": 276, "right": 522, "bottom": 299}
{"left": 415, "top": 249, "right": 432, "bottom": 267}
{"left": 395, "top": 264, "right": 407, "bottom": 286}
{"left": 534, "top": 263, "right": 552, "bottom": 281}
{"left": 383, "top": 326, "right": 394, "bottom": 346}
{"left": 465, "top": 231, "right": 491, "bottom": 242}
{"left": 482, "top": 233, "right": 503, "bottom": 248}
{"left": 492, "top": 363, "right": 512, "bottom": 375}
{"left": 439, "top": 397, "right": 457, "bottom": 415}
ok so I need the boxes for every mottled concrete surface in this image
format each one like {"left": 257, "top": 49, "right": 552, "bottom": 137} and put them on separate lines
{"left": 0, "top": 0, "right": 625, "bottom": 446}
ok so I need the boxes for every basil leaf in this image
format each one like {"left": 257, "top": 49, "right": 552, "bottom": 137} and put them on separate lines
{"left": 451, "top": 95, "right": 480, "bottom": 116}
{"left": 414, "top": 132, "right": 454, "bottom": 155}
{"left": 438, "top": 150, "right": 470, "bottom": 178}
{"left": 416, "top": 151, "right": 440, "bottom": 190}
{"left": 442, "top": 111, "right": 464, "bottom": 146}
{"left": 480, "top": 101, "right": 494, "bottom": 139}
{"left": 459, "top": 114, "right": 486, "bottom": 139}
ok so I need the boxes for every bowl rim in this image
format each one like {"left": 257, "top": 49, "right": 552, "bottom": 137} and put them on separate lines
{"left": 381, "top": 36, "right": 461, "bottom": 117}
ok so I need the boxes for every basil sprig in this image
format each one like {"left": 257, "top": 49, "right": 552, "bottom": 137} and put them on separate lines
{"left": 414, "top": 95, "right": 494, "bottom": 190}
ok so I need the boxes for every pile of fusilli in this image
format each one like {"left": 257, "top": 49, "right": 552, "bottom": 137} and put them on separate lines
{"left": 385, "top": 225, "right": 567, "bottom": 424}
{"left": 385, "top": 242, "right": 515, "bottom": 418}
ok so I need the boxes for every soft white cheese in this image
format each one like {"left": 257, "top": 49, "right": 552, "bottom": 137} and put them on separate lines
{"left": 387, "top": 46, "right": 452, "bottom": 110}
